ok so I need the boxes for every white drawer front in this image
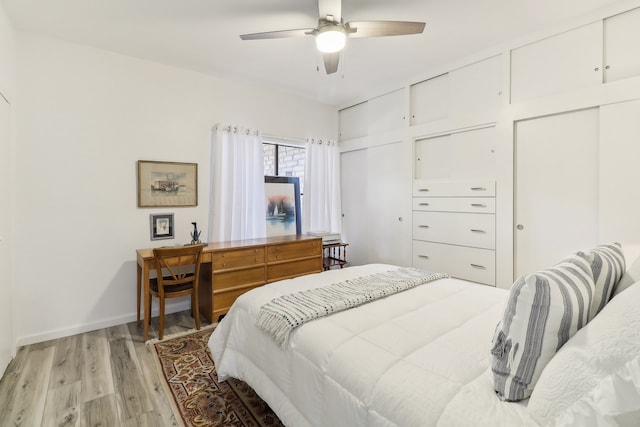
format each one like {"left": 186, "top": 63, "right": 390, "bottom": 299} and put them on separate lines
{"left": 412, "top": 240, "right": 496, "bottom": 286}
{"left": 412, "top": 197, "right": 496, "bottom": 213}
{"left": 413, "top": 180, "right": 496, "bottom": 197}
{"left": 412, "top": 211, "right": 495, "bottom": 249}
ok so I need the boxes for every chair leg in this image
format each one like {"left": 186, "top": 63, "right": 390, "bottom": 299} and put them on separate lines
{"left": 192, "top": 292, "right": 200, "bottom": 330}
{"left": 159, "top": 296, "right": 165, "bottom": 340}
{"left": 146, "top": 294, "right": 152, "bottom": 326}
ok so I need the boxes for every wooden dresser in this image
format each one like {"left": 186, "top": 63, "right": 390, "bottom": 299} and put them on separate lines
{"left": 199, "top": 235, "right": 323, "bottom": 322}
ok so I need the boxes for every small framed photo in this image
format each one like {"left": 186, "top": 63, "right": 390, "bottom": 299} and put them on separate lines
{"left": 150, "top": 213, "right": 174, "bottom": 240}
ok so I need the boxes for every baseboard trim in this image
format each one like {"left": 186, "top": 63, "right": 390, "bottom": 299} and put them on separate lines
{"left": 14, "top": 300, "right": 192, "bottom": 347}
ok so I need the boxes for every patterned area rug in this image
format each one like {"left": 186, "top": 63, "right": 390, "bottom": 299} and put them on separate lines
{"left": 150, "top": 327, "right": 284, "bottom": 427}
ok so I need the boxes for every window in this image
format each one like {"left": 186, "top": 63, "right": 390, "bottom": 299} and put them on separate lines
{"left": 263, "top": 139, "right": 306, "bottom": 194}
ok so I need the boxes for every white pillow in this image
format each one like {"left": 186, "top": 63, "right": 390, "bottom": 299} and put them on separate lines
{"left": 583, "top": 243, "right": 625, "bottom": 319}
{"left": 491, "top": 252, "right": 595, "bottom": 401}
{"left": 613, "top": 255, "right": 640, "bottom": 297}
{"left": 528, "top": 280, "right": 640, "bottom": 426}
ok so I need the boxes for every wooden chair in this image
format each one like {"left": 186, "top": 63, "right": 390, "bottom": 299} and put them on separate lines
{"left": 149, "top": 244, "right": 204, "bottom": 340}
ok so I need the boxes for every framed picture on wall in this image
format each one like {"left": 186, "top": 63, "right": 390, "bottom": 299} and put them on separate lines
{"left": 150, "top": 213, "right": 174, "bottom": 240}
{"left": 137, "top": 160, "right": 198, "bottom": 207}
{"left": 265, "top": 176, "right": 301, "bottom": 237}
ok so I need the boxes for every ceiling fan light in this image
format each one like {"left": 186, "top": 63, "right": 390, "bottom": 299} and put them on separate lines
{"left": 316, "top": 28, "right": 346, "bottom": 53}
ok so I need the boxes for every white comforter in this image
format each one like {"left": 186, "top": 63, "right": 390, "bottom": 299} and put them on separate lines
{"left": 209, "top": 264, "right": 538, "bottom": 427}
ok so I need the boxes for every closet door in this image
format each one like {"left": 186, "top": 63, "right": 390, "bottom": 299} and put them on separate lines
{"left": 340, "top": 149, "right": 369, "bottom": 266}
{"left": 515, "top": 108, "right": 599, "bottom": 277}
{"left": 341, "top": 142, "right": 411, "bottom": 267}
{"left": 599, "top": 99, "right": 640, "bottom": 261}
{"left": 366, "top": 141, "right": 411, "bottom": 265}
{"left": 0, "top": 95, "right": 11, "bottom": 375}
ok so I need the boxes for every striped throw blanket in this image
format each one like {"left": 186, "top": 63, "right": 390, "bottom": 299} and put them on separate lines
{"left": 256, "top": 267, "right": 448, "bottom": 347}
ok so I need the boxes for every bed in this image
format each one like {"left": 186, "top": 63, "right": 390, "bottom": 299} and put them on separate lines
{"left": 209, "top": 259, "right": 640, "bottom": 427}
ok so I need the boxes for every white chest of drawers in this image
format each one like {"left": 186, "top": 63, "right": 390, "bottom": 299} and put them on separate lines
{"left": 412, "top": 179, "right": 496, "bottom": 286}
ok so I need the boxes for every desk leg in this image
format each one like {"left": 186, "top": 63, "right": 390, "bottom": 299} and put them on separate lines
{"left": 136, "top": 264, "right": 142, "bottom": 325}
{"left": 143, "top": 263, "right": 150, "bottom": 341}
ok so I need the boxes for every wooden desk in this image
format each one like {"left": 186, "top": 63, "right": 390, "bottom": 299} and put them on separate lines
{"left": 136, "top": 235, "right": 322, "bottom": 340}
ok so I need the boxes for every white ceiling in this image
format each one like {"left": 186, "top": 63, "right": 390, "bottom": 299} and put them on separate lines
{"left": 2, "top": 0, "right": 625, "bottom": 107}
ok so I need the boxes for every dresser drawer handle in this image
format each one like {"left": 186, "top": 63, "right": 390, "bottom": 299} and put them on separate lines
{"left": 419, "top": 202, "right": 430, "bottom": 206}
{"left": 418, "top": 255, "right": 429, "bottom": 259}
{"left": 470, "top": 203, "right": 486, "bottom": 207}
{"left": 418, "top": 188, "right": 429, "bottom": 192}
{"left": 470, "top": 187, "right": 486, "bottom": 191}
{"left": 470, "top": 264, "right": 486, "bottom": 269}
{"left": 470, "top": 229, "right": 486, "bottom": 233}
{"left": 418, "top": 225, "right": 430, "bottom": 228}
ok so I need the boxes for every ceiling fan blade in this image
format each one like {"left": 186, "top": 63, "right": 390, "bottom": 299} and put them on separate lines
{"left": 240, "top": 28, "right": 315, "bottom": 40}
{"left": 323, "top": 52, "right": 340, "bottom": 74}
{"left": 318, "top": 0, "right": 342, "bottom": 22}
{"left": 345, "top": 21, "right": 426, "bottom": 38}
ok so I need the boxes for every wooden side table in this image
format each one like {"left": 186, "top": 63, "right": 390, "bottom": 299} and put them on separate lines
{"left": 323, "top": 242, "right": 348, "bottom": 270}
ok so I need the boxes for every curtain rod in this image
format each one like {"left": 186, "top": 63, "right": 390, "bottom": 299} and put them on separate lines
{"left": 263, "top": 134, "right": 307, "bottom": 147}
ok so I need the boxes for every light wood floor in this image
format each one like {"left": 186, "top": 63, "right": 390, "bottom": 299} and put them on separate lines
{"left": 0, "top": 311, "right": 212, "bottom": 427}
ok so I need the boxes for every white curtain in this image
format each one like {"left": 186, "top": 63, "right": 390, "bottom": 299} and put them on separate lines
{"left": 302, "top": 138, "right": 342, "bottom": 234}
{"left": 208, "top": 124, "right": 266, "bottom": 242}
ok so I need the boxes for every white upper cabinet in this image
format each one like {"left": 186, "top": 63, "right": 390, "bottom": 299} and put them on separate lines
{"left": 604, "top": 7, "right": 640, "bottom": 83}
{"left": 414, "top": 126, "right": 497, "bottom": 180}
{"left": 338, "top": 101, "right": 368, "bottom": 141}
{"left": 449, "top": 55, "right": 502, "bottom": 118}
{"left": 510, "top": 22, "right": 602, "bottom": 104}
{"left": 339, "top": 89, "right": 405, "bottom": 141}
{"left": 367, "top": 89, "right": 406, "bottom": 135}
{"left": 410, "top": 55, "right": 502, "bottom": 126}
{"left": 410, "top": 73, "right": 449, "bottom": 125}
{"left": 512, "top": 8, "right": 640, "bottom": 103}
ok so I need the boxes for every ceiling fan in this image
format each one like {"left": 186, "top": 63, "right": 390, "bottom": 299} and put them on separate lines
{"left": 240, "top": 0, "right": 425, "bottom": 74}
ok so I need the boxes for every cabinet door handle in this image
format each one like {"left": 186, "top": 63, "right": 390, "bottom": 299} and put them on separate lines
{"left": 470, "top": 187, "right": 486, "bottom": 191}
{"left": 470, "top": 229, "right": 486, "bottom": 233}
{"left": 418, "top": 188, "right": 429, "bottom": 192}
{"left": 418, "top": 225, "right": 430, "bottom": 228}
{"left": 470, "top": 203, "right": 486, "bottom": 207}
{"left": 418, "top": 255, "right": 429, "bottom": 259}
{"left": 419, "top": 202, "right": 430, "bottom": 206}
{"left": 470, "top": 264, "right": 486, "bottom": 269}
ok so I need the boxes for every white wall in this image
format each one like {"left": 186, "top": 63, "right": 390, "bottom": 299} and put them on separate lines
{"left": 0, "top": 1, "right": 16, "bottom": 377}
{"left": 0, "top": 3, "right": 16, "bottom": 100}
{"left": 13, "top": 32, "right": 337, "bottom": 345}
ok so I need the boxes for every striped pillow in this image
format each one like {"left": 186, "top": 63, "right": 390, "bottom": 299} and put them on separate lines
{"left": 613, "top": 255, "right": 640, "bottom": 297}
{"left": 583, "top": 243, "right": 625, "bottom": 319}
{"left": 491, "top": 252, "right": 595, "bottom": 402}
